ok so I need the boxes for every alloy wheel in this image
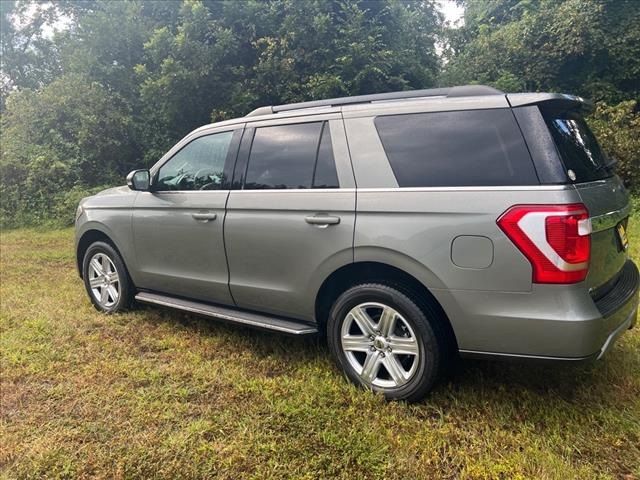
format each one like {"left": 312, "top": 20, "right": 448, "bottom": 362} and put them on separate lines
{"left": 87, "top": 252, "right": 120, "bottom": 308}
{"left": 340, "top": 302, "right": 420, "bottom": 388}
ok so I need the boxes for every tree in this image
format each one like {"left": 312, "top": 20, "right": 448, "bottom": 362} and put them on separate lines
{"left": 5, "top": 0, "right": 637, "bottom": 227}
{"left": 440, "top": 0, "right": 639, "bottom": 191}
{"left": 1, "top": 0, "right": 444, "bottom": 225}
{"left": 442, "top": 0, "right": 640, "bottom": 102}
{"left": 135, "top": 0, "right": 442, "bottom": 161}
{"left": 0, "top": 74, "right": 135, "bottom": 224}
{"left": 0, "top": 1, "right": 63, "bottom": 109}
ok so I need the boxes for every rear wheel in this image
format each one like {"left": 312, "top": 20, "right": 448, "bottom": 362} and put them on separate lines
{"left": 82, "top": 241, "right": 133, "bottom": 313}
{"left": 327, "top": 283, "right": 442, "bottom": 402}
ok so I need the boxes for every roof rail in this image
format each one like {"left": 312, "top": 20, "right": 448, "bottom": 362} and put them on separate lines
{"left": 245, "top": 85, "right": 503, "bottom": 117}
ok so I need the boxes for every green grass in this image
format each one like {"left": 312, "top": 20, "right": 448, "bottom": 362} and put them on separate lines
{"left": 1, "top": 220, "right": 639, "bottom": 480}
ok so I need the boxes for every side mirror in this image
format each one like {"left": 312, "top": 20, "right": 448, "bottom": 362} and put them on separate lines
{"left": 126, "top": 169, "right": 151, "bottom": 191}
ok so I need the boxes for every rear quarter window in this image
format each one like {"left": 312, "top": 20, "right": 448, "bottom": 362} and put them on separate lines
{"left": 375, "top": 109, "right": 539, "bottom": 187}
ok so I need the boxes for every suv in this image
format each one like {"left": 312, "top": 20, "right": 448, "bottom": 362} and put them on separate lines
{"left": 75, "top": 85, "right": 638, "bottom": 401}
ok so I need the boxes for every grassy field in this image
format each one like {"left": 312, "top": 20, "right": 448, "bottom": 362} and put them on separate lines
{"left": 1, "top": 221, "right": 639, "bottom": 480}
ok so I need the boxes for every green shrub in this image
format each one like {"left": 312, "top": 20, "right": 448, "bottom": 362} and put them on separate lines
{"left": 0, "top": 183, "right": 112, "bottom": 229}
{"left": 0, "top": 74, "right": 133, "bottom": 228}
{"left": 589, "top": 100, "right": 640, "bottom": 192}
{"left": 53, "top": 185, "right": 113, "bottom": 226}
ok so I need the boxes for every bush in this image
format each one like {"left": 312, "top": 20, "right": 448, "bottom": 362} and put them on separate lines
{"left": 0, "top": 74, "right": 134, "bottom": 228}
{"left": 53, "top": 185, "right": 113, "bottom": 227}
{"left": 589, "top": 100, "right": 640, "bottom": 192}
{"left": 0, "top": 183, "right": 112, "bottom": 229}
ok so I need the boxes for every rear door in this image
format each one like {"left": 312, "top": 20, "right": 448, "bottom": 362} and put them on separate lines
{"left": 224, "top": 114, "right": 355, "bottom": 321}
{"left": 542, "top": 110, "right": 631, "bottom": 289}
{"left": 132, "top": 126, "right": 242, "bottom": 303}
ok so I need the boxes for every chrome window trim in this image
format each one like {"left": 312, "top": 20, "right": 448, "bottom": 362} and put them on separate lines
{"left": 141, "top": 190, "right": 231, "bottom": 195}
{"left": 229, "top": 188, "right": 355, "bottom": 194}
{"left": 356, "top": 185, "right": 573, "bottom": 192}
{"left": 228, "top": 185, "right": 575, "bottom": 193}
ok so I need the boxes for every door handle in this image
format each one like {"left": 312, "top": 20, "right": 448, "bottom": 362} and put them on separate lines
{"left": 305, "top": 214, "right": 341, "bottom": 226}
{"left": 192, "top": 212, "right": 217, "bottom": 222}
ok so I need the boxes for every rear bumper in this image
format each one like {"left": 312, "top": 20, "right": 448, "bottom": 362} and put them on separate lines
{"left": 435, "top": 260, "right": 639, "bottom": 361}
{"left": 592, "top": 259, "right": 638, "bottom": 359}
{"left": 595, "top": 301, "right": 637, "bottom": 360}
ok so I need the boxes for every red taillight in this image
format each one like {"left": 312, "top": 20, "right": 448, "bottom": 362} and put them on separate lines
{"left": 497, "top": 204, "right": 591, "bottom": 284}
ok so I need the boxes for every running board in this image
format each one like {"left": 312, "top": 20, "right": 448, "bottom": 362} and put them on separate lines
{"left": 135, "top": 291, "right": 318, "bottom": 335}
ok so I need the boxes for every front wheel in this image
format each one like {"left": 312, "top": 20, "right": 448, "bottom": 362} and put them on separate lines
{"left": 327, "top": 283, "right": 443, "bottom": 402}
{"left": 82, "top": 241, "right": 133, "bottom": 313}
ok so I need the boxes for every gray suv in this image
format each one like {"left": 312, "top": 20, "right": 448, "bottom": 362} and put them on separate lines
{"left": 75, "top": 85, "right": 639, "bottom": 401}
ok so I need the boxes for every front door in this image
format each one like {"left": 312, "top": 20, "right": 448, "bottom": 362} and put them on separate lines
{"left": 224, "top": 117, "right": 356, "bottom": 321}
{"left": 132, "top": 126, "right": 242, "bottom": 304}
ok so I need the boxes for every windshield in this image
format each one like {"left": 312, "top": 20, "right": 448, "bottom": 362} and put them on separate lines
{"left": 544, "top": 112, "right": 613, "bottom": 183}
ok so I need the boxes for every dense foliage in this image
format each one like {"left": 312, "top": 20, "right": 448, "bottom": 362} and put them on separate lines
{"left": 589, "top": 100, "right": 640, "bottom": 190}
{"left": 442, "top": 0, "right": 640, "bottom": 192}
{"left": 0, "top": 0, "right": 441, "bottom": 225}
{"left": 443, "top": 0, "right": 640, "bottom": 102}
{"left": 0, "top": 0, "right": 638, "bottom": 226}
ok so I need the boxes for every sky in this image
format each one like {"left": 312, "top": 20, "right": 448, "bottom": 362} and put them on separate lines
{"left": 438, "top": 0, "right": 465, "bottom": 26}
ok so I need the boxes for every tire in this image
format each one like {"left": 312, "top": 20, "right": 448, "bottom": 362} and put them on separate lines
{"left": 82, "top": 241, "right": 133, "bottom": 313}
{"left": 327, "top": 283, "right": 443, "bottom": 402}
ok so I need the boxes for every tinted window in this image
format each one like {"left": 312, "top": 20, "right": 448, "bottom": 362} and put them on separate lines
{"left": 245, "top": 122, "right": 332, "bottom": 190}
{"left": 544, "top": 112, "right": 612, "bottom": 183}
{"left": 375, "top": 109, "right": 539, "bottom": 187}
{"left": 156, "top": 132, "right": 233, "bottom": 191}
{"left": 312, "top": 123, "right": 339, "bottom": 188}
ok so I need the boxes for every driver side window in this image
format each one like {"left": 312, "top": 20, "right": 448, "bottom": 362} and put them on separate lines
{"left": 156, "top": 131, "right": 234, "bottom": 191}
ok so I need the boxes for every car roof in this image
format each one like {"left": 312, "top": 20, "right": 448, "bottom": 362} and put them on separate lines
{"left": 191, "top": 86, "right": 590, "bottom": 135}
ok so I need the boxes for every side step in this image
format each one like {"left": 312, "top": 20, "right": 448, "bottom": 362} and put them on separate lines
{"left": 135, "top": 291, "right": 318, "bottom": 335}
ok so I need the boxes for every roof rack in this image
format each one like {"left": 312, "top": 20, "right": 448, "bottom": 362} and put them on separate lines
{"left": 245, "top": 85, "right": 504, "bottom": 117}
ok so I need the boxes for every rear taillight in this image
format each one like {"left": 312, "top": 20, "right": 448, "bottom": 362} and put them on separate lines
{"left": 497, "top": 204, "right": 591, "bottom": 284}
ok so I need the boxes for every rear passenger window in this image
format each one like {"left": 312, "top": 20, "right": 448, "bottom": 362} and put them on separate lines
{"left": 375, "top": 109, "right": 539, "bottom": 187}
{"left": 244, "top": 121, "right": 338, "bottom": 189}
